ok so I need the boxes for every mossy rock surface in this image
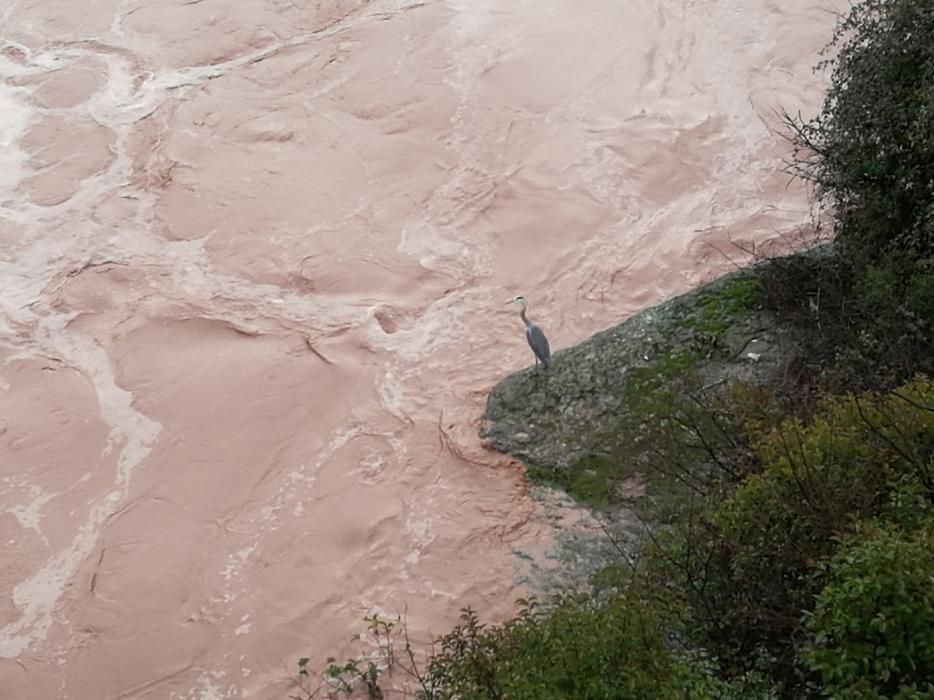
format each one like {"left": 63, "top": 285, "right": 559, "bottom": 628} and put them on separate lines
{"left": 482, "top": 270, "right": 802, "bottom": 472}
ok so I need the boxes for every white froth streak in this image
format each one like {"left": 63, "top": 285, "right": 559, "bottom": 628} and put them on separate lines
{"left": 0, "top": 45, "right": 165, "bottom": 652}
{"left": 0, "top": 81, "right": 31, "bottom": 202}
{"left": 4, "top": 483, "right": 57, "bottom": 539}
{"left": 178, "top": 672, "right": 235, "bottom": 700}
{"left": 0, "top": 45, "right": 81, "bottom": 204}
{"left": 0, "top": 314, "right": 162, "bottom": 658}
{"left": 37, "top": 313, "right": 164, "bottom": 487}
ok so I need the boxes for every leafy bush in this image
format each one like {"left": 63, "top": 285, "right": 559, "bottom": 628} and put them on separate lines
{"left": 291, "top": 614, "right": 398, "bottom": 700}
{"left": 644, "top": 377, "right": 934, "bottom": 692}
{"left": 835, "top": 258, "right": 934, "bottom": 388}
{"left": 419, "top": 595, "right": 712, "bottom": 700}
{"left": 756, "top": 249, "right": 934, "bottom": 395}
{"left": 776, "top": 0, "right": 934, "bottom": 392}
{"left": 802, "top": 520, "right": 934, "bottom": 699}
{"left": 787, "top": 0, "right": 934, "bottom": 259}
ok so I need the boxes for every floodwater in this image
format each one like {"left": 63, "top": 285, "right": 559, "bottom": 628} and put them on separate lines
{"left": 1, "top": 0, "right": 833, "bottom": 697}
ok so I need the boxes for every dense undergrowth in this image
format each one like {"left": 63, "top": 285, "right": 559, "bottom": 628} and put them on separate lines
{"left": 297, "top": 1, "right": 934, "bottom": 697}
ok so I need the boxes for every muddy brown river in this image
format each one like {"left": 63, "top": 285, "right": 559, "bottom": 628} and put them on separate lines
{"left": 1, "top": 0, "right": 834, "bottom": 697}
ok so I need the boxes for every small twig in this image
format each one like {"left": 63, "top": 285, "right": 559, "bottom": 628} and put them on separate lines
{"left": 304, "top": 336, "right": 335, "bottom": 365}
{"left": 854, "top": 395, "right": 924, "bottom": 474}
{"left": 890, "top": 390, "right": 934, "bottom": 413}
{"left": 593, "top": 513, "right": 636, "bottom": 571}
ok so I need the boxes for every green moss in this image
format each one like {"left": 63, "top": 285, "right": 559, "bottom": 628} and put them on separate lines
{"left": 683, "top": 273, "right": 763, "bottom": 350}
{"left": 527, "top": 455, "right": 630, "bottom": 509}
{"left": 527, "top": 349, "right": 715, "bottom": 511}
{"left": 562, "top": 455, "right": 622, "bottom": 508}
{"left": 645, "top": 376, "right": 934, "bottom": 692}
{"left": 622, "top": 350, "right": 697, "bottom": 408}
{"left": 802, "top": 519, "right": 934, "bottom": 698}
{"left": 525, "top": 275, "right": 768, "bottom": 514}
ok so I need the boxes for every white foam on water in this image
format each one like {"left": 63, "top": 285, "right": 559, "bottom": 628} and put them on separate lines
{"left": 4, "top": 483, "right": 57, "bottom": 537}
{"left": 0, "top": 79, "right": 33, "bottom": 204}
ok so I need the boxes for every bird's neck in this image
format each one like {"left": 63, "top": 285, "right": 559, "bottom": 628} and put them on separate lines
{"left": 519, "top": 308, "right": 531, "bottom": 327}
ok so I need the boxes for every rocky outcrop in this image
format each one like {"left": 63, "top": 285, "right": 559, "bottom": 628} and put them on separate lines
{"left": 482, "top": 270, "right": 803, "bottom": 470}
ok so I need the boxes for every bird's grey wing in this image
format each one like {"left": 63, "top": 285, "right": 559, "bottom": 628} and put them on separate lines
{"left": 526, "top": 324, "right": 551, "bottom": 362}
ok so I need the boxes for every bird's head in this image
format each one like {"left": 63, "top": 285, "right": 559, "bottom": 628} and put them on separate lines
{"left": 507, "top": 295, "right": 528, "bottom": 310}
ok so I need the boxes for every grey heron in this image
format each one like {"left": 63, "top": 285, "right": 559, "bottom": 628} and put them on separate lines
{"left": 508, "top": 295, "right": 551, "bottom": 370}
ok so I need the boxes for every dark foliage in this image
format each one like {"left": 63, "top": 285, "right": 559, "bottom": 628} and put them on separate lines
{"left": 758, "top": 251, "right": 934, "bottom": 395}
{"left": 785, "top": 0, "right": 934, "bottom": 260}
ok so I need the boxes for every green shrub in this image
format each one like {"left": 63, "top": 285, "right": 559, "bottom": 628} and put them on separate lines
{"left": 802, "top": 520, "right": 934, "bottom": 699}
{"left": 644, "top": 377, "right": 934, "bottom": 692}
{"left": 757, "top": 249, "right": 934, "bottom": 395}
{"left": 685, "top": 274, "right": 764, "bottom": 352}
{"left": 419, "top": 594, "right": 715, "bottom": 700}
{"left": 831, "top": 257, "right": 934, "bottom": 390}
{"left": 787, "top": 0, "right": 934, "bottom": 259}
{"left": 775, "top": 0, "right": 934, "bottom": 392}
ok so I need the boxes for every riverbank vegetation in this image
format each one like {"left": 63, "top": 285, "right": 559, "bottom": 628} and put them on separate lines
{"left": 299, "top": 0, "right": 934, "bottom": 697}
